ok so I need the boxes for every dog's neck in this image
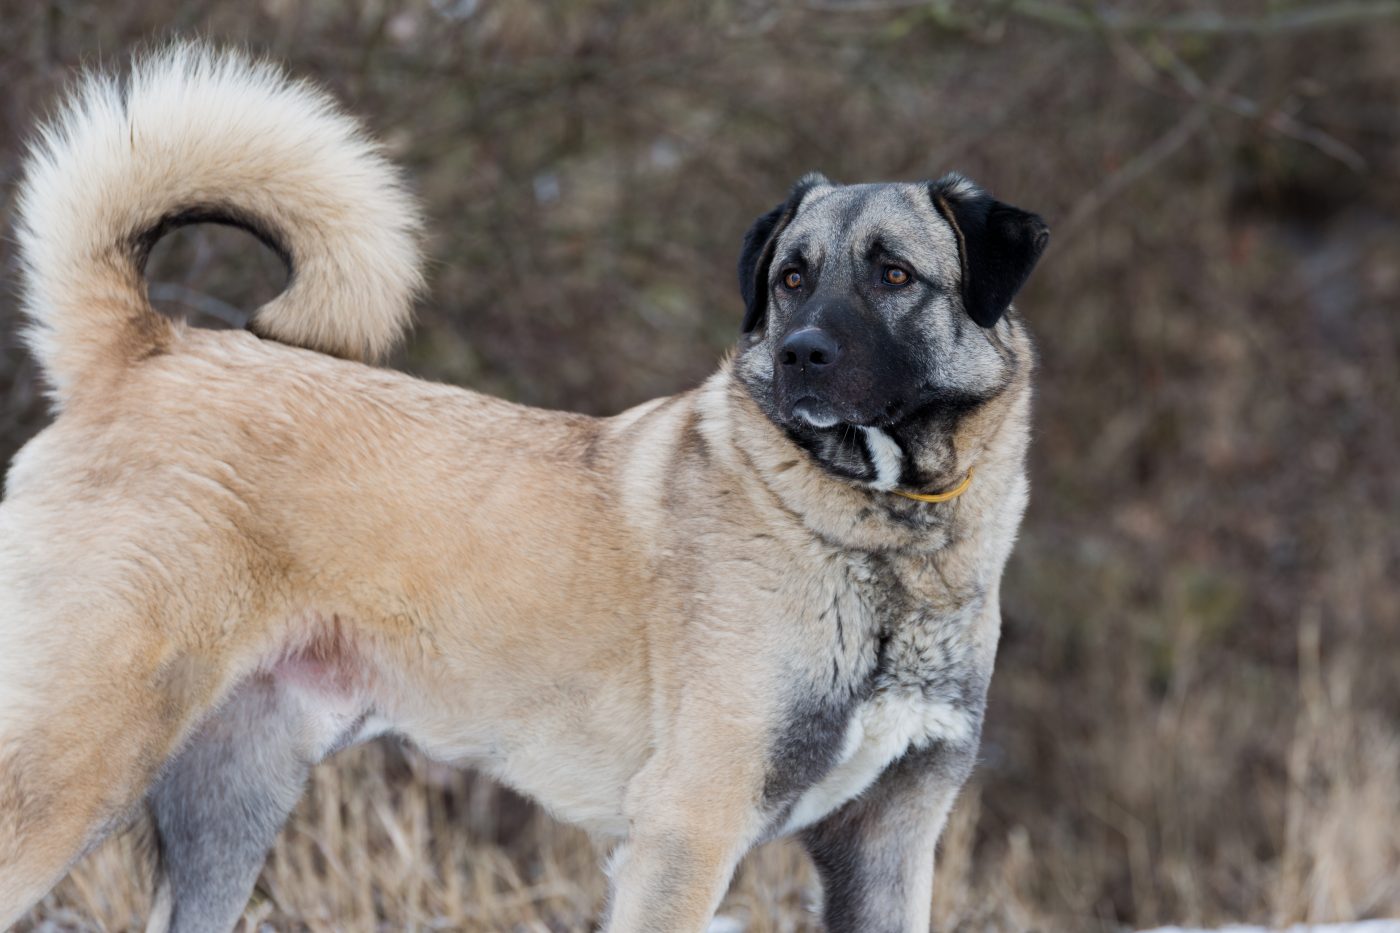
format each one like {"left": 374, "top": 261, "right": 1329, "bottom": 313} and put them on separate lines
{"left": 699, "top": 359, "right": 1032, "bottom": 560}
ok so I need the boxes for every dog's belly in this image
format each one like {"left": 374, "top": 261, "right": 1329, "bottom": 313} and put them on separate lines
{"left": 409, "top": 735, "right": 635, "bottom": 835}
{"left": 779, "top": 688, "right": 976, "bottom": 835}
{"left": 265, "top": 692, "right": 634, "bottom": 835}
{"left": 391, "top": 704, "right": 646, "bottom": 837}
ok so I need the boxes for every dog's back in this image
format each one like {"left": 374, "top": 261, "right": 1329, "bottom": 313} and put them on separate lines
{"left": 1, "top": 51, "right": 683, "bottom": 929}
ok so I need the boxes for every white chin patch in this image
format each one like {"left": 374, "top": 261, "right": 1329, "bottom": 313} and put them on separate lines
{"left": 794, "top": 402, "right": 841, "bottom": 429}
{"left": 859, "top": 426, "right": 904, "bottom": 491}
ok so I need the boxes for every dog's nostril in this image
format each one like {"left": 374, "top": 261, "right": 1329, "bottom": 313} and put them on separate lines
{"left": 777, "top": 328, "right": 840, "bottom": 370}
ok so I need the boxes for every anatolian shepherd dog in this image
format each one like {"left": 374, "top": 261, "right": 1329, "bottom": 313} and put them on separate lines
{"left": 0, "top": 45, "right": 1048, "bottom": 932}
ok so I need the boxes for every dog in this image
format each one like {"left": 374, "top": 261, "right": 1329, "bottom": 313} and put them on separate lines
{"left": 0, "top": 45, "right": 1047, "bottom": 932}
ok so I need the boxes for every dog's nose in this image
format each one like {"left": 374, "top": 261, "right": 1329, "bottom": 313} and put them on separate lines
{"left": 778, "top": 328, "right": 840, "bottom": 370}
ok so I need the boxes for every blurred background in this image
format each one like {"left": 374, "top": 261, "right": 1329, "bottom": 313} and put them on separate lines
{"left": 4, "top": 1, "right": 1399, "bottom": 931}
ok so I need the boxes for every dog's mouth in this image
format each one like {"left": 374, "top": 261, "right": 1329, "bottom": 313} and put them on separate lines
{"left": 788, "top": 396, "right": 905, "bottom": 432}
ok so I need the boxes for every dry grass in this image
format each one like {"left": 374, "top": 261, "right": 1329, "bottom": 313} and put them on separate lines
{"left": 18, "top": 744, "right": 820, "bottom": 932}
{"left": 21, "top": 684, "right": 1400, "bottom": 932}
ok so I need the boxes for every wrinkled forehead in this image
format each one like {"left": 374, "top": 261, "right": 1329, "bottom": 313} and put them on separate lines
{"left": 776, "top": 182, "right": 960, "bottom": 273}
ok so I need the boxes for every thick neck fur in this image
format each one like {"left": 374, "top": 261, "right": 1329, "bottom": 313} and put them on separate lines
{"left": 698, "top": 333, "right": 1033, "bottom": 565}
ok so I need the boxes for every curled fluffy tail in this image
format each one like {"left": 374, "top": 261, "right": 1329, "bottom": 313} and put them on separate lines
{"left": 16, "top": 43, "right": 423, "bottom": 405}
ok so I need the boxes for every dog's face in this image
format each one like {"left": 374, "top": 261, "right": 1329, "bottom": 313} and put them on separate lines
{"left": 733, "top": 173, "right": 1048, "bottom": 491}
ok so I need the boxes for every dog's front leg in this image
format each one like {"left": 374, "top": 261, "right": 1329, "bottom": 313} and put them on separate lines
{"left": 800, "top": 743, "right": 975, "bottom": 933}
{"left": 603, "top": 823, "right": 752, "bottom": 932}
{"left": 602, "top": 749, "right": 765, "bottom": 932}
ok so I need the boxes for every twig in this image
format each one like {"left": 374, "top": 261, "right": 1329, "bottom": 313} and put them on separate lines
{"left": 147, "top": 283, "right": 249, "bottom": 327}
{"left": 1109, "top": 35, "right": 1370, "bottom": 173}
{"left": 1153, "top": 42, "right": 1367, "bottom": 172}
{"left": 1015, "top": 0, "right": 1400, "bottom": 35}
{"left": 1060, "top": 54, "right": 1250, "bottom": 236}
{"left": 800, "top": 0, "right": 1400, "bottom": 36}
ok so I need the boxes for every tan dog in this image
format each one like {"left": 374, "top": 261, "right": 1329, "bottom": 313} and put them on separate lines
{"left": 0, "top": 45, "right": 1047, "bottom": 932}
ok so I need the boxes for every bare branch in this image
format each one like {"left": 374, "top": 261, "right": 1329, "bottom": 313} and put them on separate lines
{"left": 147, "top": 283, "right": 249, "bottom": 328}
{"left": 1153, "top": 42, "right": 1368, "bottom": 172}
{"left": 1060, "top": 54, "right": 1251, "bottom": 236}
{"left": 801, "top": 0, "right": 1400, "bottom": 36}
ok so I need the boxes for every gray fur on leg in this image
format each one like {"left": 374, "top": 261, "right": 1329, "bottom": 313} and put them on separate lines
{"left": 144, "top": 677, "right": 349, "bottom": 933}
{"left": 800, "top": 745, "right": 973, "bottom": 933}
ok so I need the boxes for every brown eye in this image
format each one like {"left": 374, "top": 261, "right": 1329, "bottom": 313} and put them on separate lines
{"left": 882, "top": 266, "right": 910, "bottom": 286}
{"left": 782, "top": 270, "right": 803, "bottom": 290}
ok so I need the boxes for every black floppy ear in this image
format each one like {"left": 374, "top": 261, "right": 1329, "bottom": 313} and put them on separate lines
{"left": 929, "top": 174, "right": 1049, "bottom": 328}
{"left": 738, "top": 173, "right": 827, "bottom": 333}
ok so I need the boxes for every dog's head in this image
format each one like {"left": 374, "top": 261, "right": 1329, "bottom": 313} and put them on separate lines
{"left": 732, "top": 172, "right": 1048, "bottom": 492}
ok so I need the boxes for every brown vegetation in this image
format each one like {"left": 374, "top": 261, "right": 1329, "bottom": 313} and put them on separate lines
{"left": 3, "top": 1, "right": 1399, "bottom": 929}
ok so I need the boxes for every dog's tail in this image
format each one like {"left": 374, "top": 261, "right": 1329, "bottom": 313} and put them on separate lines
{"left": 15, "top": 43, "right": 423, "bottom": 406}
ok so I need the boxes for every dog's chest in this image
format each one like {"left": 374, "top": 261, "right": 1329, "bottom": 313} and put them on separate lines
{"left": 773, "top": 559, "right": 986, "bottom": 836}
{"left": 778, "top": 686, "right": 976, "bottom": 834}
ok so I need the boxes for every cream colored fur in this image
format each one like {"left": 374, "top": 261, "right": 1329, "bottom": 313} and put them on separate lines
{"left": 1, "top": 44, "right": 1038, "bottom": 933}
{"left": 16, "top": 43, "right": 422, "bottom": 405}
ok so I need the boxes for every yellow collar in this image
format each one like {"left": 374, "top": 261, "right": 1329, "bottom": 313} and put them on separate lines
{"left": 891, "top": 467, "right": 974, "bottom": 503}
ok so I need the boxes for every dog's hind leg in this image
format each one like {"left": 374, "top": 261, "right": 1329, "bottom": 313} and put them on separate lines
{"left": 0, "top": 473, "right": 357, "bottom": 928}
{"left": 0, "top": 609, "right": 197, "bottom": 928}
{"left": 144, "top": 669, "right": 371, "bottom": 933}
{"left": 0, "top": 681, "right": 186, "bottom": 928}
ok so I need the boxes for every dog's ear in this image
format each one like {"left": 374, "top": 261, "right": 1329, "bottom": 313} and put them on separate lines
{"left": 738, "top": 173, "right": 828, "bottom": 334}
{"left": 929, "top": 173, "right": 1049, "bottom": 328}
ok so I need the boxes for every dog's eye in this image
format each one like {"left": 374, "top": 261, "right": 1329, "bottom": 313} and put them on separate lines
{"left": 782, "top": 270, "right": 803, "bottom": 290}
{"left": 882, "top": 266, "right": 911, "bottom": 287}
